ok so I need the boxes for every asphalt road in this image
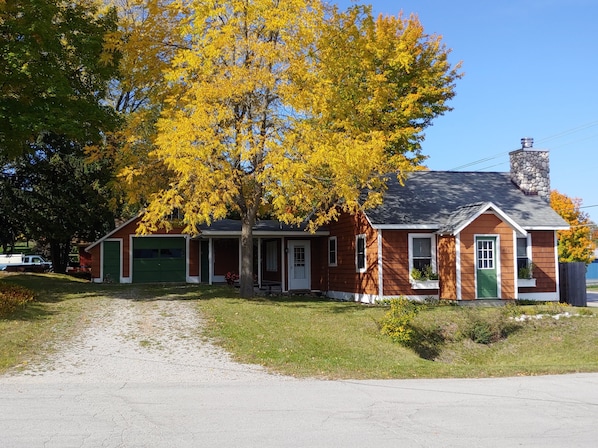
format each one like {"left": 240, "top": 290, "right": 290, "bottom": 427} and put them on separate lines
{"left": 3, "top": 374, "right": 598, "bottom": 447}
{"left": 587, "top": 289, "right": 598, "bottom": 306}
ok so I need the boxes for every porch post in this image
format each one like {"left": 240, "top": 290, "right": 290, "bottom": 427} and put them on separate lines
{"left": 238, "top": 238, "right": 242, "bottom": 279}
{"left": 208, "top": 237, "right": 214, "bottom": 285}
{"left": 280, "top": 237, "right": 286, "bottom": 292}
{"left": 257, "top": 237, "right": 262, "bottom": 288}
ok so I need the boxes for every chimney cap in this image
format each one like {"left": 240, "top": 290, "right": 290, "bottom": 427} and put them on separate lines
{"left": 521, "top": 137, "right": 534, "bottom": 149}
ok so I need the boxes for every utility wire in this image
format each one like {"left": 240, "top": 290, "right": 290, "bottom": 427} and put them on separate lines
{"left": 447, "top": 119, "right": 598, "bottom": 171}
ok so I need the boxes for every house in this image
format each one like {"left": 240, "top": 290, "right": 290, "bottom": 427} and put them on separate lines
{"left": 86, "top": 138, "right": 568, "bottom": 302}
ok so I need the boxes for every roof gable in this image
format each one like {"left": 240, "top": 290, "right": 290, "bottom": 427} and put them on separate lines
{"left": 438, "top": 202, "right": 527, "bottom": 236}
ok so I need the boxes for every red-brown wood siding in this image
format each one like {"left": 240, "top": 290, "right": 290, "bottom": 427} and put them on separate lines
{"left": 327, "top": 212, "right": 378, "bottom": 295}
{"left": 381, "top": 230, "right": 409, "bottom": 295}
{"left": 438, "top": 236, "right": 457, "bottom": 299}
{"left": 459, "top": 213, "right": 515, "bottom": 300}
{"left": 522, "top": 231, "right": 557, "bottom": 293}
{"left": 79, "top": 247, "right": 92, "bottom": 270}
{"left": 213, "top": 239, "right": 239, "bottom": 276}
{"left": 381, "top": 230, "right": 443, "bottom": 296}
{"left": 89, "top": 245, "right": 100, "bottom": 279}
{"left": 311, "top": 237, "right": 327, "bottom": 291}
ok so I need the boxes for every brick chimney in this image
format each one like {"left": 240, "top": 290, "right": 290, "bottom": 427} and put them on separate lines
{"left": 509, "top": 137, "right": 550, "bottom": 202}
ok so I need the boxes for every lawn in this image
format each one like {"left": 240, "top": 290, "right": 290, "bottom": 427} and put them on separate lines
{"left": 2, "top": 273, "right": 598, "bottom": 379}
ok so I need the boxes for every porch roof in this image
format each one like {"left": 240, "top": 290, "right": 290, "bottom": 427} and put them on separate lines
{"left": 366, "top": 171, "right": 569, "bottom": 231}
{"left": 195, "top": 219, "right": 329, "bottom": 237}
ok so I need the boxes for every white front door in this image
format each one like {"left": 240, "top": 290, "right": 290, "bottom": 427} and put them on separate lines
{"left": 288, "top": 240, "right": 311, "bottom": 291}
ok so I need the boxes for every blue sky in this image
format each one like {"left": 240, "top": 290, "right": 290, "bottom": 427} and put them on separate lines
{"left": 332, "top": 0, "right": 598, "bottom": 223}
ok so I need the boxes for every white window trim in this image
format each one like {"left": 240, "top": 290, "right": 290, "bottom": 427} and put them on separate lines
{"left": 516, "top": 234, "right": 533, "bottom": 267}
{"left": 328, "top": 236, "right": 338, "bottom": 267}
{"left": 356, "top": 234, "right": 366, "bottom": 273}
{"left": 408, "top": 233, "right": 437, "bottom": 275}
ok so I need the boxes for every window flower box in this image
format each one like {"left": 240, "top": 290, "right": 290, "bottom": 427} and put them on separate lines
{"left": 517, "top": 278, "right": 536, "bottom": 288}
{"left": 410, "top": 279, "right": 440, "bottom": 290}
{"left": 410, "top": 267, "right": 439, "bottom": 289}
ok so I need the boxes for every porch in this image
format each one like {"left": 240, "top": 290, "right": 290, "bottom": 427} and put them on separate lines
{"left": 195, "top": 219, "right": 328, "bottom": 293}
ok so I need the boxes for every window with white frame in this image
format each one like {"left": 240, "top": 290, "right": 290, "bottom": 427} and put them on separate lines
{"left": 408, "top": 233, "right": 436, "bottom": 276}
{"left": 516, "top": 235, "right": 532, "bottom": 276}
{"left": 356, "top": 234, "right": 366, "bottom": 272}
{"left": 328, "top": 236, "right": 337, "bottom": 267}
{"left": 266, "top": 241, "right": 278, "bottom": 272}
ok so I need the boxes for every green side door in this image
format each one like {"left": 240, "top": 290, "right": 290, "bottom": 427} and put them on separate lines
{"left": 103, "top": 241, "right": 121, "bottom": 283}
{"left": 476, "top": 237, "right": 498, "bottom": 298}
{"left": 133, "top": 237, "right": 186, "bottom": 283}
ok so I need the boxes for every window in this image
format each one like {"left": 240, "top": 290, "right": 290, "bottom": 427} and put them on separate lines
{"left": 266, "top": 241, "right": 278, "bottom": 272}
{"left": 328, "top": 237, "right": 337, "bottom": 267}
{"left": 133, "top": 248, "right": 159, "bottom": 258}
{"left": 167, "top": 208, "right": 184, "bottom": 221}
{"left": 408, "top": 233, "right": 436, "bottom": 275}
{"left": 160, "top": 248, "right": 183, "bottom": 258}
{"left": 356, "top": 234, "right": 366, "bottom": 272}
{"left": 517, "top": 236, "right": 531, "bottom": 271}
{"left": 477, "top": 239, "right": 495, "bottom": 269}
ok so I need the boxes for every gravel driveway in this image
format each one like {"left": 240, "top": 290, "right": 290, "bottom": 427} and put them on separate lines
{"left": 4, "top": 297, "right": 278, "bottom": 384}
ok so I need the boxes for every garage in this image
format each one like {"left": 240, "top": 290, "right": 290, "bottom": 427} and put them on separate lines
{"left": 132, "top": 237, "right": 186, "bottom": 283}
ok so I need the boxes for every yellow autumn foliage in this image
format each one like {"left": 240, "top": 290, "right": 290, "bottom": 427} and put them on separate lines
{"left": 106, "top": 0, "right": 461, "bottom": 295}
{"left": 550, "top": 190, "right": 596, "bottom": 264}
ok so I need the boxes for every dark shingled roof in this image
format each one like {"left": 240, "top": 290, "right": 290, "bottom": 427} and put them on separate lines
{"left": 198, "top": 219, "right": 318, "bottom": 233}
{"left": 365, "top": 171, "right": 568, "bottom": 229}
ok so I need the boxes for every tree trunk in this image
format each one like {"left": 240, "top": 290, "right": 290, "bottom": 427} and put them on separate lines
{"left": 50, "top": 240, "right": 70, "bottom": 274}
{"left": 239, "top": 213, "right": 255, "bottom": 298}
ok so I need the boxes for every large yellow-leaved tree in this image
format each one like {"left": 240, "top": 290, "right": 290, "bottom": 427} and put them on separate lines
{"left": 114, "top": 1, "right": 462, "bottom": 297}
{"left": 550, "top": 190, "right": 596, "bottom": 264}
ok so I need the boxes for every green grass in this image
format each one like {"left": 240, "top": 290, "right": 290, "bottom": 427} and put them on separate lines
{"left": 2, "top": 273, "right": 598, "bottom": 379}
{"left": 197, "top": 296, "right": 598, "bottom": 379}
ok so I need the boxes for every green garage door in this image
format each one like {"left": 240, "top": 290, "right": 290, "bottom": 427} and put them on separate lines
{"left": 132, "top": 237, "right": 186, "bottom": 283}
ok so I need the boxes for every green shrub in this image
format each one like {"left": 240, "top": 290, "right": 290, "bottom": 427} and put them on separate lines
{"left": 468, "top": 320, "right": 494, "bottom": 344}
{"left": 461, "top": 310, "right": 520, "bottom": 345}
{"left": 379, "top": 297, "right": 419, "bottom": 344}
{"left": 0, "top": 283, "right": 36, "bottom": 317}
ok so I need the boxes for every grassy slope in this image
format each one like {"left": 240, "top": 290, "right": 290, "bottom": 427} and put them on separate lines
{"left": 197, "top": 295, "right": 598, "bottom": 379}
{"left": 2, "top": 274, "right": 597, "bottom": 379}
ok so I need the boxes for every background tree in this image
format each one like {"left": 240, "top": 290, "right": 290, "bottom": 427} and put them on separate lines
{"left": 1, "top": 0, "right": 121, "bottom": 268}
{"left": 550, "top": 190, "right": 596, "bottom": 264}
{"left": 4, "top": 135, "right": 116, "bottom": 272}
{"left": 90, "top": 0, "right": 183, "bottom": 212}
{"left": 117, "top": 1, "right": 461, "bottom": 297}
{"left": 1, "top": 0, "right": 119, "bottom": 156}
{"left": 0, "top": 163, "right": 23, "bottom": 252}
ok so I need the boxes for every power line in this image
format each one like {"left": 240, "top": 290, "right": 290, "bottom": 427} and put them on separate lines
{"left": 535, "top": 120, "right": 598, "bottom": 144}
{"left": 447, "top": 119, "right": 598, "bottom": 171}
